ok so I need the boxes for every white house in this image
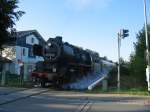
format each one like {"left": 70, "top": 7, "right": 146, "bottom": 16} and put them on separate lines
{"left": 2, "top": 30, "right": 46, "bottom": 81}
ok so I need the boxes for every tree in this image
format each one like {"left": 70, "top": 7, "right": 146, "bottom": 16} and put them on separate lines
{"left": 129, "top": 25, "right": 150, "bottom": 88}
{"left": 2, "top": 46, "right": 16, "bottom": 60}
{"left": 0, "top": 0, "right": 25, "bottom": 49}
{"left": 108, "top": 57, "right": 130, "bottom": 89}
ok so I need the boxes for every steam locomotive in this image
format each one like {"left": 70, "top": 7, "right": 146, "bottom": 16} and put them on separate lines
{"left": 32, "top": 36, "right": 101, "bottom": 87}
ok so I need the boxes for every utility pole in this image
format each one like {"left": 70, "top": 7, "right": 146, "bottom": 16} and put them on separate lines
{"left": 117, "top": 32, "right": 121, "bottom": 91}
{"left": 117, "top": 29, "right": 129, "bottom": 91}
{"left": 144, "top": 0, "right": 150, "bottom": 91}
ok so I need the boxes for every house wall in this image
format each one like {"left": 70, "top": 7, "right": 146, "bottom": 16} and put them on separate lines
{"left": 26, "top": 34, "right": 39, "bottom": 45}
{"left": 15, "top": 34, "right": 44, "bottom": 80}
{"left": 2, "top": 32, "right": 44, "bottom": 81}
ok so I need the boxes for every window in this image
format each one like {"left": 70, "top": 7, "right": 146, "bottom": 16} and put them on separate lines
{"left": 31, "top": 38, "right": 34, "bottom": 43}
{"left": 22, "top": 48, "right": 25, "bottom": 56}
{"left": 28, "top": 47, "right": 34, "bottom": 57}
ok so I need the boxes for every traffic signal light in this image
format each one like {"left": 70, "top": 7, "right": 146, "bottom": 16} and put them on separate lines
{"left": 121, "top": 29, "right": 129, "bottom": 38}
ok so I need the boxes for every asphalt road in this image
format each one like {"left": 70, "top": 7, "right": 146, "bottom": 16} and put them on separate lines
{"left": 0, "top": 87, "right": 150, "bottom": 112}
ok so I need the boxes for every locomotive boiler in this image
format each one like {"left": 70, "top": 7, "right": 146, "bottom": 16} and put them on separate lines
{"left": 32, "top": 36, "right": 100, "bottom": 87}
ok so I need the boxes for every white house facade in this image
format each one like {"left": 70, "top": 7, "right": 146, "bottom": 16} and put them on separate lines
{"left": 2, "top": 30, "right": 46, "bottom": 81}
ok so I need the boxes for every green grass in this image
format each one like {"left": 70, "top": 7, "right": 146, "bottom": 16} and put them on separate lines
{"left": 86, "top": 87, "right": 150, "bottom": 96}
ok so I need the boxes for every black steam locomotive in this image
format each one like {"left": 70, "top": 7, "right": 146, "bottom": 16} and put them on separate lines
{"left": 32, "top": 36, "right": 101, "bottom": 87}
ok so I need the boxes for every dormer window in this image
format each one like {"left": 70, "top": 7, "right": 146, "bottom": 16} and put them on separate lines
{"left": 31, "top": 38, "right": 34, "bottom": 43}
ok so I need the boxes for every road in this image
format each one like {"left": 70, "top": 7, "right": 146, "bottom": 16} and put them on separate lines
{"left": 0, "top": 87, "right": 150, "bottom": 112}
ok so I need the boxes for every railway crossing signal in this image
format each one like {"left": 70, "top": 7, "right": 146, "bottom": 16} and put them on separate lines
{"left": 117, "top": 29, "right": 129, "bottom": 91}
{"left": 121, "top": 29, "right": 129, "bottom": 38}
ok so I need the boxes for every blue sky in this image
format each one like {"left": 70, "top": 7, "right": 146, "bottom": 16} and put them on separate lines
{"left": 15, "top": 0, "right": 150, "bottom": 61}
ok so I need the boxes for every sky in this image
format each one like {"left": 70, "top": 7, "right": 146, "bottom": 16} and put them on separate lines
{"left": 15, "top": 0, "right": 150, "bottom": 61}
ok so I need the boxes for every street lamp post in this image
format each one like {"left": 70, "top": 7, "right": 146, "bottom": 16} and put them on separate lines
{"left": 117, "top": 29, "right": 129, "bottom": 91}
{"left": 143, "top": 0, "right": 150, "bottom": 91}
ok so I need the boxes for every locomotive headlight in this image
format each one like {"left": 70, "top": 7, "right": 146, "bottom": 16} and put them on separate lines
{"left": 48, "top": 43, "right": 52, "bottom": 46}
{"left": 52, "top": 68, "right": 57, "bottom": 72}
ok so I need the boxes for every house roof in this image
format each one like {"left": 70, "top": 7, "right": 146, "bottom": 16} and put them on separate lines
{"left": 16, "top": 30, "right": 46, "bottom": 43}
{"left": 3, "top": 30, "right": 46, "bottom": 46}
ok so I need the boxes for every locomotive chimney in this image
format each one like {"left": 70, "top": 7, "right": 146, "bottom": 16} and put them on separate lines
{"left": 55, "top": 36, "right": 62, "bottom": 43}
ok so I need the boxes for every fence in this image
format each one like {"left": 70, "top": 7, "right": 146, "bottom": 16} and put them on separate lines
{"left": 0, "top": 72, "right": 32, "bottom": 87}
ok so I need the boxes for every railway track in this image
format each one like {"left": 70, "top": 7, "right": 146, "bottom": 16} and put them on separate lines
{"left": 0, "top": 88, "right": 49, "bottom": 105}
{"left": 75, "top": 101, "right": 93, "bottom": 112}
{"left": 0, "top": 87, "right": 93, "bottom": 112}
{"left": 0, "top": 87, "right": 32, "bottom": 96}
